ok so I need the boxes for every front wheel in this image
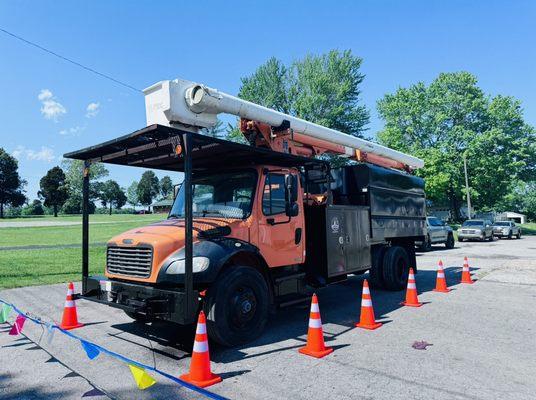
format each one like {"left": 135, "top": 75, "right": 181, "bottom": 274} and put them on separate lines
{"left": 488, "top": 233, "right": 494, "bottom": 242}
{"left": 203, "top": 265, "right": 269, "bottom": 347}
{"left": 445, "top": 234, "right": 455, "bottom": 249}
{"left": 419, "top": 235, "right": 432, "bottom": 252}
{"left": 516, "top": 231, "right": 521, "bottom": 239}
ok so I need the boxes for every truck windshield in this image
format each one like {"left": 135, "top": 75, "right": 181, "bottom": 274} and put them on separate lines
{"left": 462, "top": 220, "right": 484, "bottom": 226}
{"left": 169, "top": 170, "right": 257, "bottom": 219}
{"left": 494, "top": 222, "right": 510, "bottom": 226}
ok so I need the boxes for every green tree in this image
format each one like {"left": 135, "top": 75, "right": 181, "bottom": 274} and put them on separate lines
{"left": 99, "top": 180, "right": 127, "bottom": 215}
{"left": 22, "top": 199, "right": 45, "bottom": 216}
{"left": 126, "top": 181, "right": 139, "bottom": 208}
{"left": 230, "top": 50, "right": 369, "bottom": 144}
{"left": 61, "top": 159, "right": 109, "bottom": 214}
{"left": 137, "top": 171, "right": 159, "bottom": 210}
{"left": 377, "top": 72, "right": 536, "bottom": 220}
{"left": 0, "top": 148, "right": 26, "bottom": 218}
{"left": 39, "top": 166, "right": 69, "bottom": 217}
{"left": 159, "top": 176, "right": 174, "bottom": 199}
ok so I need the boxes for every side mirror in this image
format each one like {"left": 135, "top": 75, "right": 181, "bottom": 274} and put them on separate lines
{"left": 285, "top": 174, "right": 298, "bottom": 203}
{"left": 285, "top": 174, "right": 299, "bottom": 217}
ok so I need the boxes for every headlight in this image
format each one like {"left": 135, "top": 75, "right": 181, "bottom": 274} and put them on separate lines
{"left": 167, "top": 257, "right": 210, "bottom": 274}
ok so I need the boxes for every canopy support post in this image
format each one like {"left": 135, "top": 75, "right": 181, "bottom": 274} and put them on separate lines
{"left": 183, "top": 134, "right": 194, "bottom": 320}
{"left": 82, "top": 160, "right": 90, "bottom": 294}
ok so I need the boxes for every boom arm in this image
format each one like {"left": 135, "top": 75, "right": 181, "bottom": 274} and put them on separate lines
{"left": 143, "top": 79, "right": 424, "bottom": 170}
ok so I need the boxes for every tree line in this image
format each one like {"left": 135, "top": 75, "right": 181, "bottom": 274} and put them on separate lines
{"left": 0, "top": 152, "right": 175, "bottom": 217}
{"left": 1, "top": 49, "right": 535, "bottom": 220}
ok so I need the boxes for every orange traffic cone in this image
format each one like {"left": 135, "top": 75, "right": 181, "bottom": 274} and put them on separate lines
{"left": 400, "top": 268, "right": 422, "bottom": 307}
{"left": 461, "top": 257, "right": 474, "bottom": 284}
{"left": 433, "top": 260, "right": 451, "bottom": 293}
{"left": 180, "top": 311, "right": 222, "bottom": 388}
{"left": 299, "top": 294, "right": 333, "bottom": 358}
{"left": 60, "top": 282, "right": 84, "bottom": 330}
{"left": 355, "top": 279, "right": 382, "bottom": 330}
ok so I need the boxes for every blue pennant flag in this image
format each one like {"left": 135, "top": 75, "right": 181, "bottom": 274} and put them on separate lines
{"left": 80, "top": 340, "right": 100, "bottom": 360}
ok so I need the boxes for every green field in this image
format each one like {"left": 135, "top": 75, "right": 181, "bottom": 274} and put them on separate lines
{"left": 521, "top": 223, "right": 536, "bottom": 235}
{"left": 0, "top": 214, "right": 164, "bottom": 289}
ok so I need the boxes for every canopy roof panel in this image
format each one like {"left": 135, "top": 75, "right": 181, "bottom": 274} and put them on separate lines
{"left": 63, "top": 124, "right": 327, "bottom": 172}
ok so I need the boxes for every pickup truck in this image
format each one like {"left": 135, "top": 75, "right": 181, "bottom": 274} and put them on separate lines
{"left": 493, "top": 221, "right": 522, "bottom": 239}
{"left": 457, "top": 219, "right": 494, "bottom": 242}
{"left": 418, "top": 216, "right": 455, "bottom": 251}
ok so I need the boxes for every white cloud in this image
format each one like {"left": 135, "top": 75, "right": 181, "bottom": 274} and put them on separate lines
{"left": 12, "top": 146, "right": 55, "bottom": 163}
{"left": 38, "top": 89, "right": 66, "bottom": 121}
{"left": 59, "top": 125, "right": 85, "bottom": 136}
{"left": 86, "top": 102, "right": 100, "bottom": 118}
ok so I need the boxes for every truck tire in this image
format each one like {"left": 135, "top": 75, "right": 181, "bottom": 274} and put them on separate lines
{"left": 445, "top": 233, "right": 455, "bottom": 249}
{"left": 516, "top": 231, "right": 521, "bottom": 239}
{"left": 382, "top": 246, "right": 410, "bottom": 291}
{"left": 203, "top": 265, "right": 269, "bottom": 347}
{"left": 368, "top": 246, "right": 386, "bottom": 289}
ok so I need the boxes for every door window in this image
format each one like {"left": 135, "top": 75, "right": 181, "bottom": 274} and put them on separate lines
{"left": 262, "top": 174, "right": 286, "bottom": 216}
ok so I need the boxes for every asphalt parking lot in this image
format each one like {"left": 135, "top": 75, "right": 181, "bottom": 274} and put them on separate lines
{"left": 1, "top": 236, "right": 536, "bottom": 400}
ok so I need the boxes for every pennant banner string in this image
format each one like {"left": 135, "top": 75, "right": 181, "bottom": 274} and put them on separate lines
{"left": 0, "top": 298, "right": 226, "bottom": 400}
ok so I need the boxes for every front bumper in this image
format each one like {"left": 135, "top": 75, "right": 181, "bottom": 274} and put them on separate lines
{"left": 458, "top": 232, "right": 484, "bottom": 240}
{"left": 81, "top": 275, "right": 199, "bottom": 325}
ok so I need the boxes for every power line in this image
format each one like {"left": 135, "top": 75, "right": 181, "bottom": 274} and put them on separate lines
{"left": 0, "top": 27, "right": 142, "bottom": 93}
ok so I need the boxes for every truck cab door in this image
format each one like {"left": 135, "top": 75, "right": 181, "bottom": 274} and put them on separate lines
{"left": 257, "top": 171, "right": 305, "bottom": 267}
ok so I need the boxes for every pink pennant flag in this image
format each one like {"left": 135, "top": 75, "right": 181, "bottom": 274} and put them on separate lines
{"left": 9, "top": 314, "right": 27, "bottom": 335}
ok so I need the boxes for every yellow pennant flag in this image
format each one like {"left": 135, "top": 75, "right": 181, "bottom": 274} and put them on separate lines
{"left": 128, "top": 364, "right": 156, "bottom": 390}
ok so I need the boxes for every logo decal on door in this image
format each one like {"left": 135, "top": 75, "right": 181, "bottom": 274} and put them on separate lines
{"left": 331, "top": 217, "right": 340, "bottom": 233}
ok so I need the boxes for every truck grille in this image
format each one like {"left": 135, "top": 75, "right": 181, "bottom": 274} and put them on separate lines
{"left": 461, "top": 229, "right": 475, "bottom": 234}
{"left": 107, "top": 246, "right": 153, "bottom": 278}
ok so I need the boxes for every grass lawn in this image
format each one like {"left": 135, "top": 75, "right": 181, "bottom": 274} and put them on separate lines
{"left": 2, "top": 213, "right": 161, "bottom": 223}
{"left": 521, "top": 223, "right": 536, "bottom": 235}
{"left": 1, "top": 217, "right": 164, "bottom": 247}
{"left": 0, "top": 214, "right": 165, "bottom": 289}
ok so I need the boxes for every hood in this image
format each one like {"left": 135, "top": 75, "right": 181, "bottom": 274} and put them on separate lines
{"left": 106, "top": 218, "right": 248, "bottom": 282}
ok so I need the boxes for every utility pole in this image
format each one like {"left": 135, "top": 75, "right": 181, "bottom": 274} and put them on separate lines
{"left": 463, "top": 155, "right": 472, "bottom": 219}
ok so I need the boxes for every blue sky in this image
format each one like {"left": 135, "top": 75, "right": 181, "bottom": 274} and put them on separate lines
{"left": 1, "top": 0, "right": 535, "bottom": 200}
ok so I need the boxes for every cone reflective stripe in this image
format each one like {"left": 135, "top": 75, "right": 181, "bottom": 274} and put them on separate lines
{"left": 60, "top": 282, "right": 84, "bottom": 330}
{"left": 461, "top": 257, "right": 474, "bottom": 284}
{"left": 180, "top": 311, "right": 222, "bottom": 388}
{"left": 355, "top": 280, "right": 382, "bottom": 330}
{"left": 401, "top": 268, "right": 422, "bottom": 307}
{"left": 433, "top": 260, "right": 451, "bottom": 293}
{"left": 299, "top": 294, "right": 333, "bottom": 358}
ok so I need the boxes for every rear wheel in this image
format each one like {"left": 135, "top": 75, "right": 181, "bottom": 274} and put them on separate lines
{"left": 445, "top": 234, "right": 455, "bottom": 249}
{"left": 203, "top": 265, "right": 269, "bottom": 347}
{"left": 382, "top": 246, "right": 410, "bottom": 291}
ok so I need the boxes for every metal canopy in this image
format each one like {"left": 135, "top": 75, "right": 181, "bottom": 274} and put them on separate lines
{"left": 63, "top": 124, "right": 327, "bottom": 171}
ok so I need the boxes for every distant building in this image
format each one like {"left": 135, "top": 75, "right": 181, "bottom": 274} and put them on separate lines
{"left": 496, "top": 211, "right": 527, "bottom": 224}
{"left": 151, "top": 199, "right": 173, "bottom": 214}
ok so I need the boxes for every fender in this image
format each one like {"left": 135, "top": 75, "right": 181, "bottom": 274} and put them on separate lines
{"left": 156, "top": 237, "right": 262, "bottom": 285}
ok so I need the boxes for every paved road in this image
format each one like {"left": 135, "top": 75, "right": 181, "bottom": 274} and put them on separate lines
{"left": 1, "top": 236, "right": 535, "bottom": 399}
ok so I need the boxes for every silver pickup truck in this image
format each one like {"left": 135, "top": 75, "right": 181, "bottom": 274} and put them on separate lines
{"left": 457, "top": 219, "right": 494, "bottom": 242}
{"left": 493, "top": 221, "right": 522, "bottom": 239}
{"left": 418, "top": 216, "right": 455, "bottom": 251}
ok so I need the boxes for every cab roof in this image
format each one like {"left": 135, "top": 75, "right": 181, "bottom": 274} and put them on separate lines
{"left": 63, "top": 124, "right": 327, "bottom": 172}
